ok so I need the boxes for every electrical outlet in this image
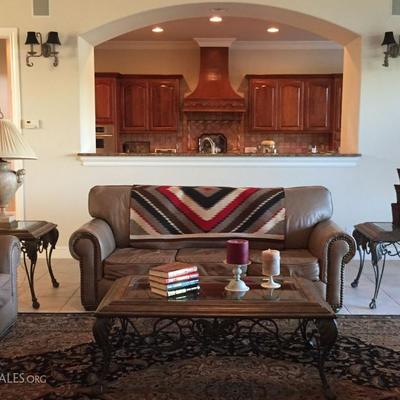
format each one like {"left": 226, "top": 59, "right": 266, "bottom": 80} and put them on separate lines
{"left": 22, "top": 119, "right": 40, "bottom": 129}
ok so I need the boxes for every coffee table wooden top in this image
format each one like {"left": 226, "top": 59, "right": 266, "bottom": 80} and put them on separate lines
{"left": 96, "top": 276, "right": 334, "bottom": 319}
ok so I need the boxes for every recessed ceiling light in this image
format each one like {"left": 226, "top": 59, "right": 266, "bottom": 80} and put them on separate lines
{"left": 267, "top": 27, "right": 279, "bottom": 33}
{"left": 152, "top": 26, "right": 164, "bottom": 33}
{"left": 209, "top": 15, "right": 223, "bottom": 23}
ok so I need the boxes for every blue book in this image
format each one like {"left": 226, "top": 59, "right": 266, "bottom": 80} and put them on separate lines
{"left": 150, "top": 278, "right": 199, "bottom": 291}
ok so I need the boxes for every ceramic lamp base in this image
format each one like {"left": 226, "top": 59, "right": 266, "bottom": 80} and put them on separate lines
{"left": 261, "top": 276, "right": 281, "bottom": 289}
{"left": 0, "top": 213, "right": 17, "bottom": 228}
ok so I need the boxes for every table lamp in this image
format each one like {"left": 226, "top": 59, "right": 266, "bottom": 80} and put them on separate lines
{"left": 0, "top": 110, "right": 37, "bottom": 227}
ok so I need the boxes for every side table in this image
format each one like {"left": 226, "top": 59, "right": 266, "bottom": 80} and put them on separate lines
{"left": 0, "top": 221, "right": 59, "bottom": 309}
{"left": 352, "top": 222, "right": 400, "bottom": 309}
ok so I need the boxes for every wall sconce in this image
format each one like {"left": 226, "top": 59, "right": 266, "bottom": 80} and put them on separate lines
{"left": 381, "top": 31, "right": 400, "bottom": 67}
{"left": 25, "top": 31, "right": 61, "bottom": 67}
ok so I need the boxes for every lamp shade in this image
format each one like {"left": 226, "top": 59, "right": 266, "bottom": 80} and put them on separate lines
{"left": 0, "top": 119, "right": 37, "bottom": 160}
{"left": 25, "top": 31, "right": 40, "bottom": 45}
{"left": 45, "top": 31, "right": 61, "bottom": 45}
{"left": 382, "top": 31, "right": 396, "bottom": 46}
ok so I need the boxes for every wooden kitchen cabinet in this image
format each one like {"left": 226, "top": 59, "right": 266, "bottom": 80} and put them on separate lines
{"left": 248, "top": 79, "right": 277, "bottom": 131}
{"left": 304, "top": 78, "right": 332, "bottom": 132}
{"left": 119, "top": 75, "right": 181, "bottom": 133}
{"left": 95, "top": 74, "right": 118, "bottom": 124}
{"left": 246, "top": 74, "right": 342, "bottom": 135}
{"left": 277, "top": 79, "right": 304, "bottom": 131}
{"left": 149, "top": 79, "right": 180, "bottom": 131}
{"left": 119, "top": 78, "right": 148, "bottom": 132}
{"left": 332, "top": 75, "right": 343, "bottom": 149}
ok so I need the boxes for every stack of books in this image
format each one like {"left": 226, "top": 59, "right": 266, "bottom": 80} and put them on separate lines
{"left": 149, "top": 262, "right": 200, "bottom": 297}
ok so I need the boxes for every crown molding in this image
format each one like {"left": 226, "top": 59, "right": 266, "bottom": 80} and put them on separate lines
{"left": 96, "top": 41, "right": 197, "bottom": 50}
{"left": 96, "top": 40, "right": 342, "bottom": 51}
{"left": 193, "top": 37, "right": 236, "bottom": 47}
{"left": 232, "top": 40, "right": 342, "bottom": 50}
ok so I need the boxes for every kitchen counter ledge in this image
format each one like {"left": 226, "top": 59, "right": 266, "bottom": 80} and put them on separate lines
{"left": 77, "top": 153, "right": 361, "bottom": 167}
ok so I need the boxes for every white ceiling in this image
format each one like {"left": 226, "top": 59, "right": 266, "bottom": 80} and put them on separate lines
{"left": 111, "top": 17, "right": 328, "bottom": 42}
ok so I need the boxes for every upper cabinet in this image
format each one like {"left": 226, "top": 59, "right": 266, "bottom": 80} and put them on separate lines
{"left": 332, "top": 75, "right": 343, "bottom": 149}
{"left": 148, "top": 79, "right": 180, "bottom": 131}
{"left": 246, "top": 74, "right": 342, "bottom": 134}
{"left": 304, "top": 78, "right": 332, "bottom": 132}
{"left": 119, "top": 76, "right": 181, "bottom": 133}
{"left": 277, "top": 79, "right": 304, "bottom": 131}
{"left": 95, "top": 74, "right": 118, "bottom": 125}
{"left": 248, "top": 79, "right": 277, "bottom": 131}
{"left": 119, "top": 78, "right": 148, "bottom": 132}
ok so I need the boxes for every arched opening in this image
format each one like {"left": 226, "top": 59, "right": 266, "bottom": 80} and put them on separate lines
{"left": 78, "top": 2, "right": 360, "bottom": 154}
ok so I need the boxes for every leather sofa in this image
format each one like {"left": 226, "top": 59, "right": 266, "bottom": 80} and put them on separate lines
{"left": 69, "top": 185, "right": 355, "bottom": 311}
{"left": 0, "top": 235, "right": 20, "bottom": 338}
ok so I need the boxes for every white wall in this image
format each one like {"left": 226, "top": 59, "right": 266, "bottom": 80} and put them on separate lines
{"left": 0, "top": 0, "right": 398, "bottom": 254}
{"left": 0, "top": 39, "right": 11, "bottom": 117}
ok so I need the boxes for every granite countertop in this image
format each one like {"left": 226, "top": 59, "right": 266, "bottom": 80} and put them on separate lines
{"left": 78, "top": 152, "right": 360, "bottom": 157}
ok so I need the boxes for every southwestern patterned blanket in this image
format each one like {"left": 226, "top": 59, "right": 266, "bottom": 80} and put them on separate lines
{"left": 130, "top": 185, "right": 286, "bottom": 241}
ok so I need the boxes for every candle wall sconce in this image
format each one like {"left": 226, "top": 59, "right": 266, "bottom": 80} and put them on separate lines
{"left": 381, "top": 31, "right": 400, "bottom": 67}
{"left": 25, "top": 31, "right": 61, "bottom": 67}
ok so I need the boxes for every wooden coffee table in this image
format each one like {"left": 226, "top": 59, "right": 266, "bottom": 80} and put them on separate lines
{"left": 94, "top": 276, "right": 337, "bottom": 399}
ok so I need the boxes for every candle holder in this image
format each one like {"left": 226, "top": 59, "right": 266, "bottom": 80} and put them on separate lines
{"left": 261, "top": 276, "right": 281, "bottom": 289}
{"left": 224, "top": 261, "right": 251, "bottom": 292}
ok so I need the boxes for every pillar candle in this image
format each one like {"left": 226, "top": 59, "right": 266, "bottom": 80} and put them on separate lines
{"left": 262, "top": 249, "right": 280, "bottom": 276}
{"left": 226, "top": 239, "right": 249, "bottom": 265}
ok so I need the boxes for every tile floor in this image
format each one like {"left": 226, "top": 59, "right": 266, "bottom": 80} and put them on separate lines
{"left": 17, "top": 258, "right": 400, "bottom": 314}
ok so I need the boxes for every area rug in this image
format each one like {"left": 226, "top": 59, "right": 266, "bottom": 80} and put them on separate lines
{"left": 0, "top": 314, "right": 399, "bottom": 400}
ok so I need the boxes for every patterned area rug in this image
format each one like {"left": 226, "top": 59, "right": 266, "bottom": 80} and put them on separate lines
{"left": 0, "top": 314, "right": 399, "bottom": 400}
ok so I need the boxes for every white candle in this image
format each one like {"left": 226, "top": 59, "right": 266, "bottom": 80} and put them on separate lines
{"left": 262, "top": 249, "right": 280, "bottom": 276}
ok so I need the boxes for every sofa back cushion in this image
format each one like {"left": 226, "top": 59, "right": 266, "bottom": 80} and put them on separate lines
{"left": 88, "top": 185, "right": 332, "bottom": 249}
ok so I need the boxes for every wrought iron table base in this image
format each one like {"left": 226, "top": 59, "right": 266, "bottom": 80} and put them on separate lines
{"left": 21, "top": 228, "right": 59, "bottom": 309}
{"left": 93, "top": 317, "right": 338, "bottom": 400}
{"left": 352, "top": 229, "right": 399, "bottom": 309}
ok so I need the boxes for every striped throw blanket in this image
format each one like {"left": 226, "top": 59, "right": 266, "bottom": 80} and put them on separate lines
{"left": 130, "top": 185, "right": 285, "bottom": 242}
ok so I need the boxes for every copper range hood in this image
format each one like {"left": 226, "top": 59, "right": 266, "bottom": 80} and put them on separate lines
{"left": 183, "top": 38, "right": 245, "bottom": 113}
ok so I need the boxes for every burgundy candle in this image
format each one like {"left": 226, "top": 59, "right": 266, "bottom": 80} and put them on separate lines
{"left": 226, "top": 239, "right": 249, "bottom": 265}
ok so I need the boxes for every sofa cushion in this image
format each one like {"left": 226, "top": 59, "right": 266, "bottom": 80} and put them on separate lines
{"left": 248, "top": 249, "right": 320, "bottom": 280}
{"left": 176, "top": 247, "right": 319, "bottom": 280}
{"left": 104, "top": 248, "right": 177, "bottom": 280}
{"left": 175, "top": 247, "right": 230, "bottom": 275}
{"left": 103, "top": 247, "right": 319, "bottom": 281}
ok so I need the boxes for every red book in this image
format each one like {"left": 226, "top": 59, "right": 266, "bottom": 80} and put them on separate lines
{"left": 149, "top": 262, "right": 198, "bottom": 278}
{"left": 149, "top": 272, "right": 199, "bottom": 285}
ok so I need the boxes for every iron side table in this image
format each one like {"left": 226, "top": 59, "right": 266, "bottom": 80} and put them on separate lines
{"left": 352, "top": 222, "right": 400, "bottom": 309}
{"left": 0, "top": 221, "right": 59, "bottom": 309}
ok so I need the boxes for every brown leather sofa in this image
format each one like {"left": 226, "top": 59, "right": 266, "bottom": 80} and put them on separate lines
{"left": 0, "top": 235, "right": 20, "bottom": 338}
{"left": 69, "top": 185, "right": 355, "bottom": 311}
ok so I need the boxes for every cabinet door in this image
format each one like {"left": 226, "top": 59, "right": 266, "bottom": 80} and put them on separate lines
{"left": 277, "top": 80, "right": 304, "bottom": 131}
{"left": 305, "top": 78, "right": 332, "bottom": 132}
{"left": 120, "top": 79, "right": 148, "bottom": 132}
{"left": 332, "top": 76, "right": 343, "bottom": 150}
{"left": 248, "top": 79, "right": 277, "bottom": 131}
{"left": 95, "top": 78, "right": 116, "bottom": 124}
{"left": 333, "top": 76, "right": 343, "bottom": 133}
{"left": 149, "top": 79, "right": 179, "bottom": 131}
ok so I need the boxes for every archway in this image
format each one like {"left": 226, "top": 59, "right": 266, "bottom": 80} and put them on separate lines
{"left": 78, "top": 2, "right": 360, "bottom": 153}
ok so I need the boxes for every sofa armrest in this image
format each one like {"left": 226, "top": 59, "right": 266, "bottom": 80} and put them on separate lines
{"left": 308, "top": 219, "right": 356, "bottom": 310}
{"left": 69, "top": 219, "right": 116, "bottom": 309}
{"left": 0, "top": 235, "right": 20, "bottom": 275}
